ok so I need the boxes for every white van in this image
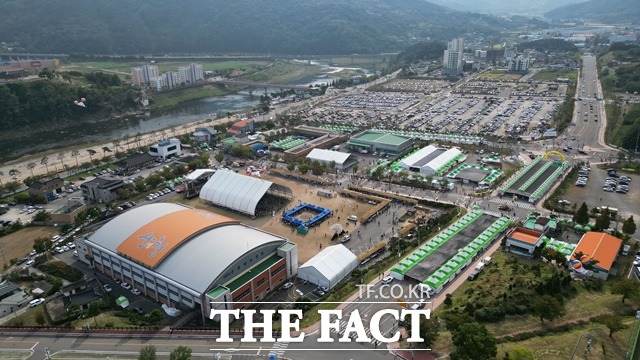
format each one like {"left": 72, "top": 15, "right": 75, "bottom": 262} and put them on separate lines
{"left": 482, "top": 256, "right": 492, "bottom": 265}
{"left": 347, "top": 215, "right": 358, "bottom": 222}
{"left": 622, "top": 245, "right": 631, "bottom": 256}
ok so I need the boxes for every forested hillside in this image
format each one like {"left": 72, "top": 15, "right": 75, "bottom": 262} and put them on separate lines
{"left": 0, "top": 73, "right": 140, "bottom": 129}
{"left": 387, "top": 41, "right": 447, "bottom": 71}
{"left": 0, "top": 0, "right": 509, "bottom": 55}
{"left": 545, "top": 0, "right": 640, "bottom": 23}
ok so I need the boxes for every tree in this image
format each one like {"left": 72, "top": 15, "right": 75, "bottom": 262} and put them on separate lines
{"left": 414, "top": 315, "right": 440, "bottom": 348}
{"left": 169, "top": 346, "right": 192, "bottom": 360}
{"left": 623, "top": 216, "right": 636, "bottom": 235}
{"left": 610, "top": 279, "right": 640, "bottom": 304}
{"left": 352, "top": 163, "right": 359, "bottom": 174}
{"left": 595, "top": 209, "right": 611, "bottom": 231}
{"left": 450, "top": 322, "right": 497, "bottom": 360}
{"left": 71, "top": 149, "right": 80, "bottom": 169}
{"left": 33, "top": 237, "right": 53, "bottom": 254}
{"left": 33, "top": 210, "right": 52, "bottom": 224}
{"left": 443, "top": 293, "right": 453, "bottom": 306}
{"left": 594, "top": 314, "right": 627, "bottom": 338}
{"left": 40, "top": 156, "right": 49, "bottom": 174}
{"left": 57, "top": 152, "right": 66, "bottom": 171}
{"left": 214, "top": 152, "right": 224, "bottom": 163}
{"left": 35, "top": 311, "right": 46, "bottom": 326}
{"left": 573, "top": 202, "right": 589, "bottom": 225}
{"left": 299, "top": 163, "right": 310, "bottom": 174}
{"left": 4, "top": 181, "right": 21, "bottom": 194}
{"left": 533, "top": 295, "right": 564, "bottom": 323}
{"left": 87, "top": 149, "right": 96, "bottom": 162}
{"left": 286, "top": 163, "right": 296, "bottom": 171}
{"left": 26, "top": 161, "right": 36, "bottom": 177}
{"left": 138, "top": 345, "right": 157, "bottom": 360}
{"left": 147, "top": 309, "right": 164, "bottom": 324}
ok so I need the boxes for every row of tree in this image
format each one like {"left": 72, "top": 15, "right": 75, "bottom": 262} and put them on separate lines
{"left": 572, "top": 202, "right": 636, "bottom": 234}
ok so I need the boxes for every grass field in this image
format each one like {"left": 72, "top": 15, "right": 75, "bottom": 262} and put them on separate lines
{"left": 0, "top": 226, "right": 59, "bottom": 268}
{"left": 532, "top": 69, "right": 578, "bottom": 82}
{"left": 246, "top": 61, "right": 323, "bottom": 83}
{"left": 498, "top": 321, "right": 636, "bottom": 360}
{"left": 148, "top": 85, "right": 233, "bottom": 110}
{"left": 0, "top": 350, "right": 31, "bottom": 360}
{"left": 74, "top": 60, "right": 269, "bottom": 74}
{"left": 5, "top": 306, "right": 50, "bottom": 326}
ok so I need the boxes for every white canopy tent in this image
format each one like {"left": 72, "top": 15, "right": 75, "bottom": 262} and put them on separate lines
{"left": 297, "top": 245, "right": 358, "bottom": 289}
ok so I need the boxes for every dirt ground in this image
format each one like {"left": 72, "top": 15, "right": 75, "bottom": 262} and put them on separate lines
{"left": 173, "top": 173, "right": 379, "bottom": 262}
{"left": 0, "top": 227, "right": 59, "bottom": 268}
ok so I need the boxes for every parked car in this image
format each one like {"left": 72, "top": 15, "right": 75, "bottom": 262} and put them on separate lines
{"left": 103, "top": 284, "right": 113, "bottom": 293}
{"left": 121, "top": 282, "right": 132, "bottom": 290}
{"left": 131, "top": 288, "right": 141, "bottom": 295}
{"left": 133, "top": 307, "right": 145, "bottom": 316}
{"left": 382, "top": 276, "right": 393, "bottom": 285}
{"left": 282, "top": 282, "right": 293, "bottom": 290}
{"left": 29, "top": 298, "right": 46, "bottom": 307}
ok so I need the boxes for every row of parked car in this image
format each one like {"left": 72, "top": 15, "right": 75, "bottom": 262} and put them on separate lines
{"left": 575, "top": 165, "right": 591, "bottom": 187}
{"left": 603, "top": 169, "right": 631, "bottom": 194}
{"left": 146, "top": 187, "right": 174, "bottom": 201}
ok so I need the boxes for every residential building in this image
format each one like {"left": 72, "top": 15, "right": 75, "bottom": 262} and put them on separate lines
{"left": 149, "top": 138, "right": 182, "bottom": 160}
{"left": 509, "top": 55, "right": 530, "bottom": 72}
{"left": 28, "top": 177, "right": 65, "bottom": 202}
{"left": 164, "top": 72, "right": 178, "bottom": 89}
{"left": 193, "top": 127, "right": 218, "bottom": 143}
{"left": 130, "top": 65, "right": 159, "bottom": 87}
{"left": 443, "top": 38, "right": 464, "bottom": 76}
{"left": 151, "top": 76, "right": 166, "bottom": 91}
{"left": 227, "top": 118, "right": 255, "bottom": 137}
{"left": 504, "top": 228, "right": 544, "bottom": 258}
{"left": 115, "top": 153, "right": 157, "bottom": 175}
{"left": 188, "top": 63, "right": 204, "bottom": 84}
{"left": 131, "top": 67, "right": 144, "bottom": 87}
{"left": 178, "top": 67, "right": 189, "bottom": 84}
{"left": 80, "top": 176, "right": 125, "bottom": 204}
{"left": 0, "top": 281, "right": 29, "bottom": 318}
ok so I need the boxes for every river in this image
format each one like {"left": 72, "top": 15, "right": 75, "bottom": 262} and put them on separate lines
{"left": 0, "top": 63, "right": 369, "bottom": 161}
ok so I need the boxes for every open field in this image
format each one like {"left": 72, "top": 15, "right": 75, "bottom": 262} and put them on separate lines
{"left": 0, "top": 226, "right": 59, "bottom": 268}
{"left": 246, "top": 61, "right": 323, "bottom": 83}
{"left": 532, "top": 69, "right": 578, "bottom": 82}
{"left": 498, "top": 321, "right": 636, "bottom": 360}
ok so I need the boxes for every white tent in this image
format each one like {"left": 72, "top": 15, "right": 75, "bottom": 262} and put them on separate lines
{"left": 297, "top": 245, "right": 358, "bottom": 289}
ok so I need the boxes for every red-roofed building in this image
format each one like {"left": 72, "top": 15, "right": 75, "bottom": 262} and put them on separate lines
{"left": 504, "top": 227, "right": 544, "bottom": 258}
{"left": 571, "top": 232, "right": 622, "bottom": 280}
{"left": 227, "top": 118, "right": 254, "bottom": 137}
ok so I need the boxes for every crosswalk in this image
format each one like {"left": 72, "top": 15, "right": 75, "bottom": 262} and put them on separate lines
{"left": 269, "top": 342, "right": 288, "bottom": 358}
{"left": 489, "top": 198, "right": 537, "bottom": 211}
{"left": 329, "top": 319, "right": 382, "bottom": 346}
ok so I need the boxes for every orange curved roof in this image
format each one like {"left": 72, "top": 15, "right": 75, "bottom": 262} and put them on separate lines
{"left": 116, "top": 209, "right": 238, "bottom": 268}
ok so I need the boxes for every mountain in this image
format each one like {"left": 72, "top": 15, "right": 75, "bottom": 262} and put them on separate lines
{"left": 0, "top": 0, "right": 509, "bottom": 55}
{"left": 545, "top": 0, "right": 640, "bottom": 23}
{"left": 428, "top": 0, "right": 579, "bottom": 15}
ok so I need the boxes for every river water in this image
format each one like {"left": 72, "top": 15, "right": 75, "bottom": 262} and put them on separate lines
{"left": 0, "top": 63, "right": 367, "bottom": 161}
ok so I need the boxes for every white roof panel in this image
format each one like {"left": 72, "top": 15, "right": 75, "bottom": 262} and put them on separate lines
{"left": 199, "top": 170, "right": 273, "bottom": 216}
{"left": 306, "top": 149, "right": 352, "bottom": 166}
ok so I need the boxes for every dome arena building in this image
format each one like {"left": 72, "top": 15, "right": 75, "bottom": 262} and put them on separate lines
{"left": 76, "top": 203, "right": 297, "bottom": 320}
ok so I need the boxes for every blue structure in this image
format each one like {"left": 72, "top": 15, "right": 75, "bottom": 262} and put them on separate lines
{"left": 282, "top": 203, "right": 332, "bottom": 228}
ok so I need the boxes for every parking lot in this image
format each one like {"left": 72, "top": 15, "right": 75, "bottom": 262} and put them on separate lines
{"left": 565, "top": 167, "right": 640, "bottom": 229}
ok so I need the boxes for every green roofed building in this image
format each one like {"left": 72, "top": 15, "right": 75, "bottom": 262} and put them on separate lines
{"left": 347, "top": 130, "right": 413, "bottom": 156}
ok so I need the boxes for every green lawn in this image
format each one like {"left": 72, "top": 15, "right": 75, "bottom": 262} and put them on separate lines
{"left": 75, "top": 60, "right": 268, "bottom": 74}
{"left": 532, "top": 69, "right": 578, "bottom": 82}
{"left": 148, "top": 86, "right": 233, "bottom": 109}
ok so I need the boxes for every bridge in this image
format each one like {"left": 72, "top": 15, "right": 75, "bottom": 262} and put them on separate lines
{"left": 212, "top": 79, "right": 313, "bottom": 91}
